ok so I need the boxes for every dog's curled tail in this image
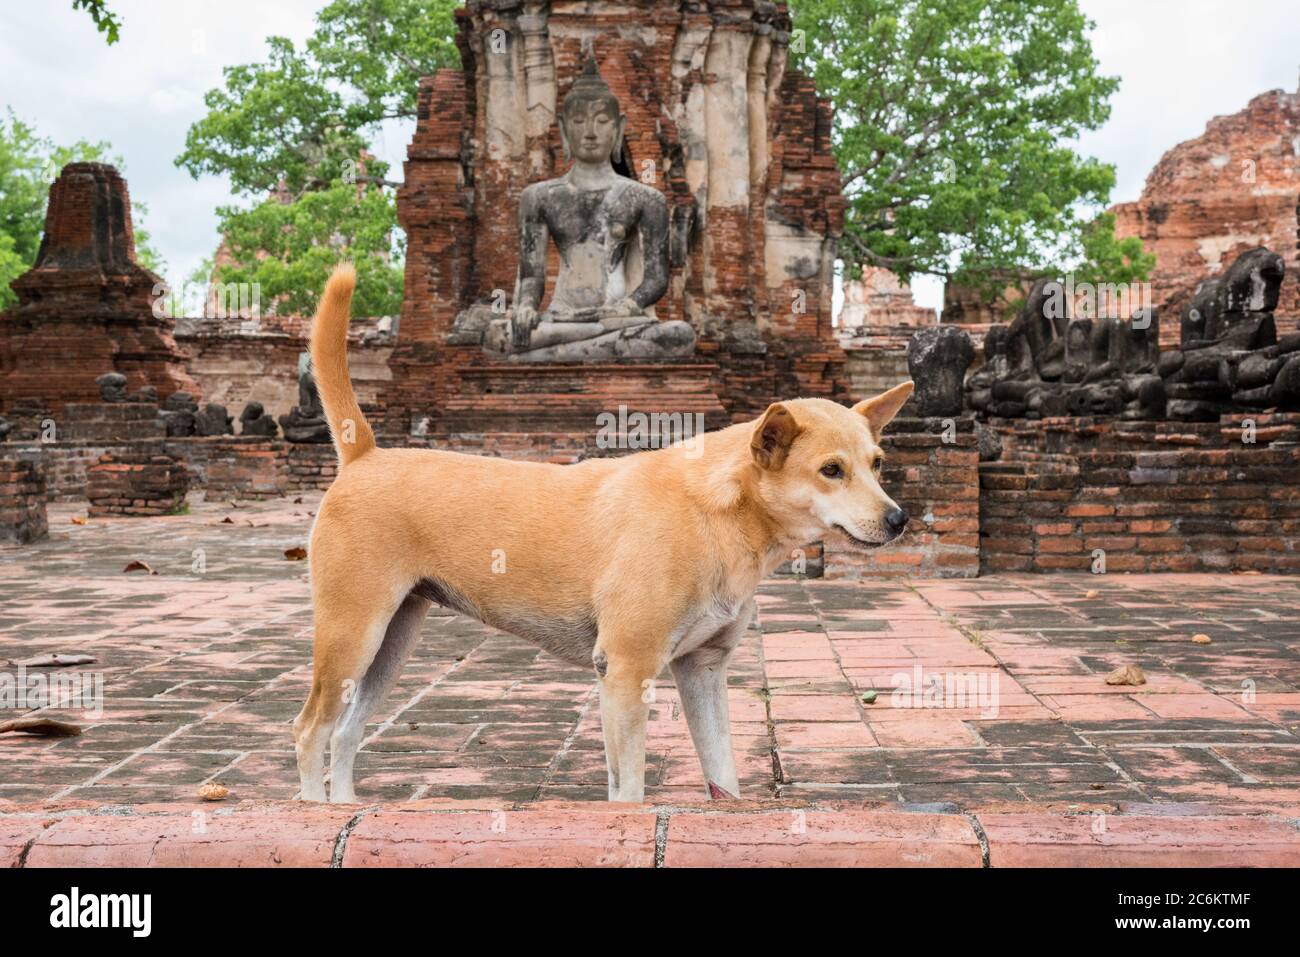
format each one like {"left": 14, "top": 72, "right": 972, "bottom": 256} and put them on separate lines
{"left": 309, "top": 263, "right": 375, "bottom": 468}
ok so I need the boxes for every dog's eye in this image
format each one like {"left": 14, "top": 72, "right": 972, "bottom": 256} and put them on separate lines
{"left": 820, "top": 462, "right": 843, "bottom": 479}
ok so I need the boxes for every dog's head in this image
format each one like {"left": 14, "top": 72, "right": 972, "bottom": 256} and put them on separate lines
{"left": 748, "top": 382, "right": 914, "bottom": 550}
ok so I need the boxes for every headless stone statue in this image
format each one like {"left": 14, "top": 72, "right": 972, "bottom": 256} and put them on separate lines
{"left": 1160, "top": 247, "right": 1297, "bottom": 419}
{"left": 240, "top": 401, "right": 279, "bottom": 438}
{"left": 464, "top": 58, "right": 694, "bottom": 362}
{"left": 907, "top": 326, "right": 974, "bottom": 417}
{"left": 278, "top": 352, "right": 331, "bottom": 442}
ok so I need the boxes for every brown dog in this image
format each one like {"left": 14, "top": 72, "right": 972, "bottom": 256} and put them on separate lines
{"left": 294, "top": 264, "right": 914, "bottom": 802}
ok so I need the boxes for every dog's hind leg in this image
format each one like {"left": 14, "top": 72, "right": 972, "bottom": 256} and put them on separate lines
{"left": 294, "top": 595, "right": 401, "bottom": 803}
{"left": 327, "top": 592, "right": 431, "bottom": 803}
{"left": 668, "top": 600, "right": 752, "bottom": 800}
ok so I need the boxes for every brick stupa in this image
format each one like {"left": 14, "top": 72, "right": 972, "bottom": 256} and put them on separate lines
{"left": 388, "top": 0, "right": 849, "bottom": 441}
{"left": 0, "top": 163, "right": 197, "bottom": 414}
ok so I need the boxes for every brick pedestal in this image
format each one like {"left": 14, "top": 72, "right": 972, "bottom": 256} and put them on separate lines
{"left": 86, "top": 451, "right": 190, "bottom": 517}
{"left": 175, "top": 437, "right": 286, "bottom": 499}
{"left": 284, "top": 443, "right": 338, "bottom": 491}
{"left": 61, "top": 402, "right": 164, "bottom": 442}
{"left": 0, "top": 454, "right": 48, "bottom": 543}
{"left": 824, "top": 417, "right": 980, "bottom": 579}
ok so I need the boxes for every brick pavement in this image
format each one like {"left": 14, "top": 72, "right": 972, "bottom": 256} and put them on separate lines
{"left": 2, "top": 495, "right": 1298, "bottom": 865}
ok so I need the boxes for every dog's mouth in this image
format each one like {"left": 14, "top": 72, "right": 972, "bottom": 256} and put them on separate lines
{"left": 832, "top": 524, "right": 889, "bottom": 550}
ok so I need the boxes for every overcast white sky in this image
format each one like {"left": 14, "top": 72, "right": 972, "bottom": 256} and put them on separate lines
{"left": 2, "top": 0, "right": 1298, "bottom": 310}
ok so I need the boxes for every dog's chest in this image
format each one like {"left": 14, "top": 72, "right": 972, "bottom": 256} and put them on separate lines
{"left": 670, "top": 597, "right": 750, "bottom": 659}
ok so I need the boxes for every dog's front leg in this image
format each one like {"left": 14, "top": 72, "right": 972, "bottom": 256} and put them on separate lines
{"left": 596, "top": 649, "right": 660, "bottom": 803}
{"left": 669, "top": 603, "right": 752, "bottom": 800}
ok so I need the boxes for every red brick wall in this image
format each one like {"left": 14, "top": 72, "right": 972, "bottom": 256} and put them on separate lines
{"left": 981, "top": 414, "right": 1300, "bottom": 573}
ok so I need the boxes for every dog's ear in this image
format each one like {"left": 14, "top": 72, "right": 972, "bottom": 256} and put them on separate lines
{"left": 751, "top": 403, "right": 803, "bottom": 470}
{"left": 853, "top": 381, "right": 914, "bottom": 441}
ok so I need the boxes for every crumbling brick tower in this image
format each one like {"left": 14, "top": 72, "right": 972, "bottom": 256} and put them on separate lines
{"left": 390, "top": 0, "right": 848, "bottom": 438}
{"left": 0, "top": 163, "right": 197, "bottom": 415}
{"left": 1112, "top": 88, "right": 1300, "bottom": 345}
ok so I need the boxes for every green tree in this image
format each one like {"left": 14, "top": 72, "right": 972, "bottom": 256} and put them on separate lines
{"left": 72, "top": 0, "right": 122, "bottom": 44}
{"left": 790, "top": 0, "right": 1136, "bottom": 297}
{"left": 177, "top": 0, "right": 459, "bottom": 314}
{"left": 214, "top": 182, "right": 404, "bottom": 317}
{"left": 0, "top": 110, "right": 161, "bottom": 308}
{"left": 1072, "top": 212, "right": 1154, "bottom": 288}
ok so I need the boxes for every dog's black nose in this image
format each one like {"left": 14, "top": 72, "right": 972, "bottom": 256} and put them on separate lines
{"left": 884, "top": 507, "right": 908, "bottom": 536}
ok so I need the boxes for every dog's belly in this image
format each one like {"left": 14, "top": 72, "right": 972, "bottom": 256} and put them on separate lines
{"left": 412, "top": 577, "right": 597, "bottom": 668}
{"left": 491, "top": 611, "right": 599, "bottom": 667}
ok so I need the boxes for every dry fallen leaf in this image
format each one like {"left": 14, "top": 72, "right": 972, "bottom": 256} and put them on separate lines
{"left": 284, "top": 547, "right": 307, "bottom": 561}
{"left": 122, "top": 560, "right": 157, "bottom": 575}
{"left": 293, "top": 497, "right": 303, "bottom": 504}
{"left": 220, "top": 516, "right": 234, "bottom": 524}
{"left": 197, "top": 783, "right": 229, "bottom": 801}
{"left": 1192, "top": 633, "right": 1212, "bottom": 644}
{"left": 1105, "top": 664, "right": 1146, "bottom": 686}
{"left": 0, "top": 717, "right": 82, "bottom": 737}
{"left": 1084, "top": 589, "right": 1099, "bottom": 599}
{"left": 70, "top": 516, "right": 87, "bottom": 525}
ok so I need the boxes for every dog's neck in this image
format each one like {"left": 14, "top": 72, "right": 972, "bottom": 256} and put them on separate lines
{"left": 681, "top": 423, "right": 815, "bottom": 577}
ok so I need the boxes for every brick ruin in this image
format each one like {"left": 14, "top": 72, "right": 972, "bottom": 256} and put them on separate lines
{"left": 389, "top": 0, "right": 847, "bottom": 442}
{"left": 0, "top": 163, "right": 196, "bottom": 414}
{"left": 1112, "top": 87, "right": 1300, "bottom": 344}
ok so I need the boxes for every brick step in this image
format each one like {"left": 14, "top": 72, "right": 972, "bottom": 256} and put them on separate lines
{"left": 5, "top": 799, "right": 1296, "bottom": 867}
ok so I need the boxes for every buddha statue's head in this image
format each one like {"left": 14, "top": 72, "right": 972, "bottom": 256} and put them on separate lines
{"left": 559, "top": 58, "right": 625, "bottom": 166}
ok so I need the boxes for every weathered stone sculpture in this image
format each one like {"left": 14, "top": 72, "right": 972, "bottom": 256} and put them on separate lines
{"left": 1159, "top": 247, "right": 1295, "bottom": 419}
{"left": 96, "top": 372, "right": 129, "bottom": 402}
{"left": 968, "top": 278, "right": 1166, "bottom": 420}
{"left": 964, "top": 325, "right": 1010, "bottom": 416}
{"left": 239, "top": 401, "right": 279, "bottom": 438}
{"left": 1062, "top": 309, "right": 1165, "bottom": 419}
{"left": 969, "top": 279, "right": 1069, "bottom": 418}
{"left": 278, "top": 352, "right": 331, "bottom": 443}
{"left": 160, "top": 391, "right": 198, "bottom": 437}
{"left": 451, "top": 58, "right": 695, "bottom": 362}
{"left": 906, "top": 326, "right": 974, "bottom": 417}
{"left": 194, "top": 403, "right": 233, "bottom": 437}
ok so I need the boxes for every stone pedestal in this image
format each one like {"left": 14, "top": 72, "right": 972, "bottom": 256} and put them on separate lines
{"left": 87, "top": 451, "right": 190, "bottom": 517}
{"left": 61, "top": 402, "right": 165, "bottom": 442}
{"left": 0, "top": 455, "right": 48, "bottom": 544}
{"left": 434, "top": 357, "right": 729, "bottom": 440}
